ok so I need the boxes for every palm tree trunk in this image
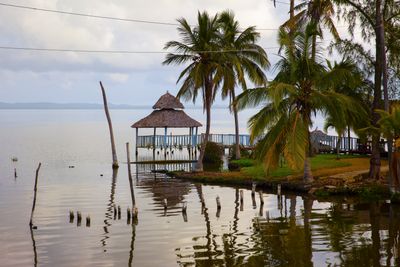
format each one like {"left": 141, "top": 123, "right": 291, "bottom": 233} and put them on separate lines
{"left": 232, "top": 90, "right": 240, "bottom": 160}
{"left": 369, "top": 0, "right": 385, "bottom": 180}
{"left": 195, "top": 79, "right": 213, "bottom": 172}
{"left": 336, "top": 136, "right": 341, "bottom": 159}
{"left": 290, "top": 0, "right": 295, "bottom": 20}
{"left": 347, "top": 126, "right": 351, "bottom": 154}
{"left": 304, "top": 129, "right": 314, "bottom": 183}
{"left": 311, "top": 34, "right": 317, "bottom": 62}
{"left": 100, "top": 81, "right": 119, "bottom": 169}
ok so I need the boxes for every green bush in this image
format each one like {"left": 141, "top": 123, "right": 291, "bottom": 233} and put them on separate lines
{"left": 230, "top": 144, "right": 252, "bottom": 159}
{"left": 228, "top": 162, "right": 241, "bottom": 171}
{"left": 203, "top": 141, "right": 223, "bottom": 164}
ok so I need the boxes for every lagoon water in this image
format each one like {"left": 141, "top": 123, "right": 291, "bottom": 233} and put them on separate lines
{"left": 0, "top": 109, "right": 399, "bottom": 266}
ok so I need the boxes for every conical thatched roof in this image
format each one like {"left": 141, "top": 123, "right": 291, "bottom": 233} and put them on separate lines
{"left": 131, "top": 91, "right": 202, "bottom": 128}
{"left": 152, "top": 91, "right": 184, "bottom": 110}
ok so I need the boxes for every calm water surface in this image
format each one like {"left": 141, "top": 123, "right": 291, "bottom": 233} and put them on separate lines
{"left": 0, "top": 109, "right": 399, "bottom": 267}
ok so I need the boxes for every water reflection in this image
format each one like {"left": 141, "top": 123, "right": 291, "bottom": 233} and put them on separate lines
{"left": 101, "top": 168, "right": 118, "bottom": 250}
{"left": 30, "top": 226, "right": 37, "bottom": 267}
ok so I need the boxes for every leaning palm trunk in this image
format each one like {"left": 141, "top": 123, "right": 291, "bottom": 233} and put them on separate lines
{"left": 233, "top": 106, "right": 240, "bottom": 160}
{"left": 195, "top": 81, "right": 213, "bottom": 172}
{"left": 232, "top": 90, "right": 240, "bottom": 160}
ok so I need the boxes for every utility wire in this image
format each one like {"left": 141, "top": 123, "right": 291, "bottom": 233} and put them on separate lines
{"left": 0, "top": 46, "right": 280, "bottom": 54}
{"left": 0, "top": 2, "right": 280, "bottom": 31}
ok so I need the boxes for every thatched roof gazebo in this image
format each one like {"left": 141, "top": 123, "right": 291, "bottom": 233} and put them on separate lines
{"left": 131, "top": 91, "right": 202, "bottom": 154}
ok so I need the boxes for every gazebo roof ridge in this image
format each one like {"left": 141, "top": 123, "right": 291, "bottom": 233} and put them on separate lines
{"left": 152, "top": 91, "right": 184, "bottom": 110}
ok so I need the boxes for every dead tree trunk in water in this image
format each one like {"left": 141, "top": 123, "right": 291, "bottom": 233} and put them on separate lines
{"left": 29, "top": 163, "right": 41, "bottom": 227}
{"left": 100, "top": 81, "right": 119, "bottom": 169}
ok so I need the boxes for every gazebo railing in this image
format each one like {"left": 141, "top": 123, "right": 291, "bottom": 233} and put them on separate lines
{"left": 136, "top": 133, "right": 251, "bottom": 148}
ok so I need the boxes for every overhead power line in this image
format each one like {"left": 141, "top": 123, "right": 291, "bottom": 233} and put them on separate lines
{"left": 0, "top": 46, "right": 280, "bottom": 54}
{"left": 0, "top": 2, "right": 280, "bottom": 31}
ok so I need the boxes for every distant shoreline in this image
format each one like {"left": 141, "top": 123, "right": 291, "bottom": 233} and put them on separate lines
{"left": 0, "top": 102, "right": 229, "bottom": 110}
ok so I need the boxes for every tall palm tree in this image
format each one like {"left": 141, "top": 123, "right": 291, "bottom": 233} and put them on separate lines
{"left": 163, "top": 11, "right": 225, "bottom": 171}
{"left": 236, "top": 25, "right": 365, "bottom": 183}
{"left": 217, "top": 10, "right": 270, "bottom": 160}
{"left": 283, "top": 0, "right": 339, "bottom": 61}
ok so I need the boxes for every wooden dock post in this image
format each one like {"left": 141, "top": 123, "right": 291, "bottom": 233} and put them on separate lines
{"left": 29, "top": 163, "right": 41, "bottom": 228}
{"left": 118, "top": 205, "right": 121, "bottom": 219}
{"left": 14, "top": 168, "right": 17, "bottom": 178}
{"left": 126, "top": 143, "right": 136, "bottom": 215}
{"left": 259, "top": 191, "right": 264, "bottom": 205}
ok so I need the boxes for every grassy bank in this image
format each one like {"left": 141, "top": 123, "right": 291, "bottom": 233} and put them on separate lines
{"left": 167, "top": 154, "right": 391, "bottom": 199}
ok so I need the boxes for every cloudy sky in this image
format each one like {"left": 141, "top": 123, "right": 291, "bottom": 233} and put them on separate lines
{"left": 0, "top": 0, "right": 354, "bottom": 106}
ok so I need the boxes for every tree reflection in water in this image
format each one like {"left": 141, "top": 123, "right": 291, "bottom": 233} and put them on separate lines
{"left": 175, "top": 185, "right": 400, "bottom": 267}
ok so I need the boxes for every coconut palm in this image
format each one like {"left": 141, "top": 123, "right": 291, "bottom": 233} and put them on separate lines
{"left": 283, "top": 0, "right": 339, "bottom": 61}
{"left": 236, "top": 25, "right": 365, "bottom": 183}
{"left": 217, "top": 10, "right": 270, "bottom": 160}
{"left": 163, "top": 11, "right": 225, "bottom": 171}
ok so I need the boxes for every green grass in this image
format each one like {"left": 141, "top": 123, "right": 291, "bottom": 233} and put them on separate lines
{"left": 237, "top": 154, "right": 354, "bottom": 179}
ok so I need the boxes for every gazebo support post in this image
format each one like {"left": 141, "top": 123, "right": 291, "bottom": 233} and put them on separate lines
{"left": 135, "top": 128, "right": 138, "bottom": 157}
{"left": 195, "top": 127, "right": 198, "bottom": 156}
{"left": 164, "top": 127, "right": 168, "bottom": 158}
{"left": 153, "top": 128, "right": 156, "bottom": 161}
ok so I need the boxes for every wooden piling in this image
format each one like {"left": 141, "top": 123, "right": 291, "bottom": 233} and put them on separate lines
{"left": 216, "top": 196, "right": 221, "bottom": 210}
{"left": 251, "top": 183, "right": 256, "bottom": 197}
{"left": 277, "top": 184, "right": 281, "bottom": 195}
{"left": 113, "top": 205, "right": 117, "bottom": 220}
{"left": 14, "top": 168, "right": 17, "bottom": 178}
{"left": 163, "top": 198, "right": 168, "bottom": 210}
{"left": 118, "top": 205, "right": 121, "bottom": 219}
{"left": 29, "top": 163, "right": 41, "bottom": 228}
{"left": 239, "top": 190, "right": 244, "bottom": 204}
{"left": 126, "top": 143, "right": 136, "bottom": 208}
{"left": 259, "top": 191, "right": 264, "bottom": 205}
{"left": 132, "top": 206, "right": 138, "bottom": 219}
{"left": 86, "top": 215, "right": 91, "bottom": 227}
{"left": 182, "top": 202, "right": 187, "bottom": 213}
{"left": 69, "top": 210, "right": 74, "bottom": 223}
{"left": 77, "top": 211, "right": 82, "bottom": 226}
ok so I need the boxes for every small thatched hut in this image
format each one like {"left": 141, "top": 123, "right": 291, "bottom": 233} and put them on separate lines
{"left": 131, "top": 91, "right": 202, "bottom": 152}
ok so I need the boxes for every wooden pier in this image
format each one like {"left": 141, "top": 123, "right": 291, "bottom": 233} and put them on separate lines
{"left": 136, "top": 133, "right": 251, "bottom": 149}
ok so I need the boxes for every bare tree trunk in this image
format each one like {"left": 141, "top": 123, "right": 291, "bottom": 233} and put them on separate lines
{"left": 382, "top": 22, "right": 393, "bottom": 189}
{"left": 369, "top": 1, "right": 384, "bottom": 180}
{"left": 232, "top": 90, "right": 240, "bottom": 160}
{"left": 29, "top": 163, "right": 42, "bottom": 227}
{"left": 100, "top": 81, "right": 119, "bottom": 169}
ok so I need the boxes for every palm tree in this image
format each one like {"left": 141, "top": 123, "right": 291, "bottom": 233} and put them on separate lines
{"left": 217, "top": 10, "right": 270, "bottom": 160}
{"left": 236, "top": 25, "right": 365, "bottom": 183}
{"left": 323, "top": 60, "right": 368, "bottom": 157}
{"left": 283, "top": 0, "right": 339, "bottom": 61}
{"left": 163, "top": 11, "right": 225, "bottom": 171}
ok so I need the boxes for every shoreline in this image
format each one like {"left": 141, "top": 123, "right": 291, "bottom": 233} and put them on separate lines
{"left": 166, "top": 166, "right": 392, "bottom": 200}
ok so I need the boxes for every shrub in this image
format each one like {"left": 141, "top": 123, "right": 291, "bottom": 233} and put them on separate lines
{"left": 228, "top": 162, "right": 241, "bottom": 171}
{"left": 230, "top": 144, "right": 252, "bottom": 159}
{"left": 203, "top": 141, "right": 223, "bottom": 165}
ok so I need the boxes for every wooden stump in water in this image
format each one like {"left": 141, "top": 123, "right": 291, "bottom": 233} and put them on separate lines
{"left": 86, "top": 215, "right": 91, "bottom": 227}
{"left": 118, "top": 205, "right": 121, "bottom": 219}
{"left": 29, "top": 163, "right": 41, "bottom": 228}
{"left": 69, "top": 210, "right": 74, "bottom": 223}
{"left": 77, "top": 211, "right": 82, "bottom": 226}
